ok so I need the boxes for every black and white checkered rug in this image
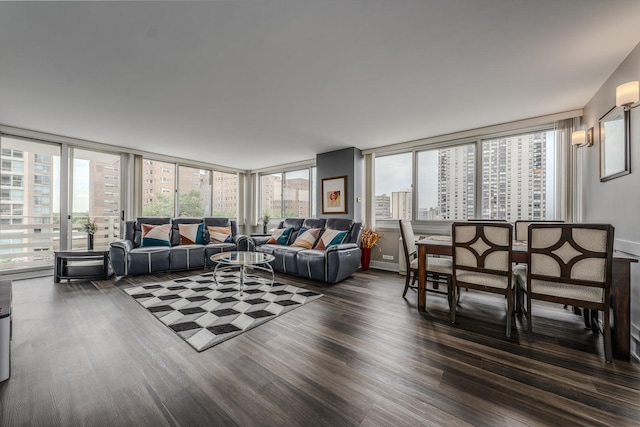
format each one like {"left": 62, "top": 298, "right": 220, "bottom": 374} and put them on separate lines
{"left": 125, "top": 272, "right": 323, "bottom": 352}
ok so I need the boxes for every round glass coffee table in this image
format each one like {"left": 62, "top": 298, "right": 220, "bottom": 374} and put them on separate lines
{"left": 210, "top": 251, "right": 275, "bottom": 295}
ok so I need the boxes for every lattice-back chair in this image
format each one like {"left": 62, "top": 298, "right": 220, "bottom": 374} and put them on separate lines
{"left": 451, "top": 221, "right": 515, "bottom": 337}
{"left": 514, "top": 220, "right": 564, "bottom": 242}
{"left": 399, "top": 220, "right": 454, "bottom": 309}
{"left": 514, "top": 223, "right": 614, "bottom": 362}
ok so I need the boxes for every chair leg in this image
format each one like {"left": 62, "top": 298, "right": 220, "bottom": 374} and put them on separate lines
{"left": 402, "top": 270, "right": 411, "bottom": 297}
{"left": 506, "top": 288, "right": 513, "bottom": 338}
{"left": 603, "top": 306, "right": 612, "bottom": 363}
{"left": 590, "top": 309, "right": 599, "bottom": 335}
{"left": 446, "top": 276, "right": 453, "bottom": 311}
{"left": 450, "top": 284, "right": 457, "bottom": 324}
{"left": 515, "top": 284, "right": 522, "bottom": 317}
{"left": 583, "top": 308, "right": 591, "bottom": 329}
{"left": 526, "top": 289, "right": 533, "bottom": 342}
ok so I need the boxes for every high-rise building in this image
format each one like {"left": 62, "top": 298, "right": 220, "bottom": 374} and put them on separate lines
{"left": 481, "top": 133, "right": 547, "bottom": 220}
{"left": 284, "top": 177, "right": 310, "bottom": 217}
{"left": 438, "top": 145, "right": 475, "bottom": 220}
{"left": 212, "top": 171, "right": 238, "bottom": 218}
{"left": 375, "top": 194, "right": 391, "bottom": 219}
{"left": 89, "top": 158, "right": 120, "bottom": 219}
{"left": 392, "top": 189, "right": 412, "bottom": 220}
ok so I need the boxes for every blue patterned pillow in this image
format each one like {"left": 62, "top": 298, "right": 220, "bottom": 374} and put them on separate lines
{"left": 178, "top": 223, "right": 206, "bottom": 245}
{"left": 313, "top": 229, "right": 348, "bottom": 250}
{"left": 266, "top": 227, "right": 293, "bottom": 245}
{"left": 141, "top": 223, "right": 172, "bottom": 247}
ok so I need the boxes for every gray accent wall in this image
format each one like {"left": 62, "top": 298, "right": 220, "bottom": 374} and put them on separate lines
{"left": 316, "top": 147, "right": 364, "bottom": 221}
{"left": 581, "top": 41, "right": 640, "bottom": 360}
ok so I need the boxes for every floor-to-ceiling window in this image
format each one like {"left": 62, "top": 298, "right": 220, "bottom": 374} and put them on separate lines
{"left": 284, "top": 169, "right": 310, "bottom": 218}
{"left": 142, "top": 159, "right": 176, "bottom": 217}
{"left": 374, "top": 152, "right": 412, "bottom": 220}
{"left": 0, "top": 136, "right": 60, "bottom": 272}
{"left": 71, "top": 148, "right": 121, "bottom": 250}
{"left": 260, "top": 167, "right": 313, "bottom": 219}
{"left": 260, "top": 172, "right": 282, "bottom": 219}
{"left": 212, "top": 171, "right": 238, "bottom": 218}
{"left": 417, "top": 143, "right": 475, "bottom": 220}
{"left": 143, "top": 157, "right": 239, "bottom": 219}
{"left": 372, "top": 125, "right": 559, "bottom": 225}
{"left": 480, "top": 129, "right": 557, "bottom": 221}
{"left": 178, "top": 166, "right": 211, "bottom": 217}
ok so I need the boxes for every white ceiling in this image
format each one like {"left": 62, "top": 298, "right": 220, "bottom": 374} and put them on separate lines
{"left": 1, "top": 1, "right": 639, "bottom": 171}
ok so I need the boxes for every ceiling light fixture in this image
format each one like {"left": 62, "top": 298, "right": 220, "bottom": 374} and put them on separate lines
{"left": 615, "top": 81, "right": 639, "bottom": 110}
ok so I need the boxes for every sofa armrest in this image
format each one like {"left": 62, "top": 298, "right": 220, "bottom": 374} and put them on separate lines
{"left": 110, "top": 239, "right": 134, "bottom": 252}
{"left": 109, "top": 239, "right": 134, "bottom": 276}
{"left": 252, "top": 236, "right": 271, "bottom": 247}
{"left": 326, "top": 243, "right": 359, "bottom": 252}
{"left": 326, "top": 245, "right": 362, "bottom": 283}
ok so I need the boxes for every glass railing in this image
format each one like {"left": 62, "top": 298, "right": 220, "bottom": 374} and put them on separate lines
{"left": 0, "top": 216, "right": 121, "bottom": 272}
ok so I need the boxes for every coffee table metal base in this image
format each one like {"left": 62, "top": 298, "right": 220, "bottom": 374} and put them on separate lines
{"left": 210, "top": 252, "right": 275, "bottom": 296}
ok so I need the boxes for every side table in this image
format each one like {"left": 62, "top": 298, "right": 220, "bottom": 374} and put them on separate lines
{"left": 54, "top": 250, "right": 112, "bottom": 283}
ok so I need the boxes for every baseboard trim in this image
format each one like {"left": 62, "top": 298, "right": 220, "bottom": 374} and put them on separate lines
{"left": 369, "top": 260, "right": 398, "bottom": 273}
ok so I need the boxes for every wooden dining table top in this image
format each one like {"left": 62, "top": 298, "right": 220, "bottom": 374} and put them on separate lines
{"left": 416, "top": 236, "right": 636, "bottom": 263}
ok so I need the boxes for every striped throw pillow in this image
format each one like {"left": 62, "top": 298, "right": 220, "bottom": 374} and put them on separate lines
{"left": 207, "top": 226, "right": 232, "bottom": 244}
{"left": 291, "top": 228, "right": 322, "bottom": 249}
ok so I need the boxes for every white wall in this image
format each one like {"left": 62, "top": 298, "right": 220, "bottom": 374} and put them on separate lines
{"left": 581, "top": 42, "right": 640, "bottom": 359}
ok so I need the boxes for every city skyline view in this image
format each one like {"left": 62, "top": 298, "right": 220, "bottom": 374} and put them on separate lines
{"left": 375, "top": 130, "right": 556, "bottom": 221}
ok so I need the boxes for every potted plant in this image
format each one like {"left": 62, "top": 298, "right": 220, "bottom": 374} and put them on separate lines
{"left": 360, "top": 227, "right": 382, "bottom": 270}
{"left": 83, "top": 218, "right": 97, "bottom": 250}
{"left": 262, "top": 214, "right": 270, "bottom": 234}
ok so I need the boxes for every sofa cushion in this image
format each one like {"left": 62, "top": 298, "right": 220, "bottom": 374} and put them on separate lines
{"left": 314, "top": 229, "right": 348, "bottom": 250}
{"left": 170, "top": 245, "right": 206, "bottom": 270}
{"left": 281, "top": 218, "right": 305, "bottom": 230}
{"left": 128, "top": 246, "right": 171, "bottom": 275}
{"left": 267, "top": 227, "right": 293, "bottom": 245}
{"left": 291, "top": 227, "right": 321, "bottom": 249}
{"left": 178, "top": 223, "right": 206, "bottom": 245}
{"left": 141, "top": 224, "right": 172, "bottom": 247}
{"left": 301, "top": 218, "right": 326, "bottom": 229}
{"left": 208, "top": 226, "right": 233, "bottom": 244}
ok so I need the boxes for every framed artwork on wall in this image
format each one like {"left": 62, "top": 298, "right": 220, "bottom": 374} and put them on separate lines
{"left": 322, "top": 176, "right": 347, "bottom": 214}
{"left": 599, "top": 106, "right": 630, "bottom": 182}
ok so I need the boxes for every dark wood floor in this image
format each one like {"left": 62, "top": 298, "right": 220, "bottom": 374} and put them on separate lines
{"left": 1, "top": 269, "right": 639, "bottom": 426}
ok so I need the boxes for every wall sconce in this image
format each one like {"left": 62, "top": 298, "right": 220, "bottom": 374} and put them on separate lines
{"left": 571, "top": 128, "right": 593, "bottom": 147}
{"left": 616, "top": 81, "right": 639, "bottom": 110}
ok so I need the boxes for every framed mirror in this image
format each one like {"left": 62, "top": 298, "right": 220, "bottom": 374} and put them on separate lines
{"left": 599, "top": 106, "right": 630, "bottom": 182}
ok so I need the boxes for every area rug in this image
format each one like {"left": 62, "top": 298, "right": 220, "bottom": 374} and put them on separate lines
{"left": 125, "top": 272, "right": 322, "bottom": 352}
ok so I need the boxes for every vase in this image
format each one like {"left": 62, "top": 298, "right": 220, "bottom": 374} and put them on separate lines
{"left": 361, "top": 247, "right": 371, "bottom": 270}
{"left": 87, "top": 233, "right": 94, "bottom": 250}
{"left": 263, "top": 225, "right": 268, "bottom": 234}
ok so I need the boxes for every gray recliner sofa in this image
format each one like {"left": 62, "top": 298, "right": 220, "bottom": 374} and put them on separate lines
{"left": 110, "top": 217, "right": 247, "bottom": 276}
{"left": 252, "top": 218, "right": 363, "bottom": 284}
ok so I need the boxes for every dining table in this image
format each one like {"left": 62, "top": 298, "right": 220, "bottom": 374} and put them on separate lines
{"left": 416, "top": 236, "right": 637, "bottom": 361}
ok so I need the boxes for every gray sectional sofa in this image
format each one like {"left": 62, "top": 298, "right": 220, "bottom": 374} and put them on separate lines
{"left": 109, "top": 217, "right": 248, "bottom": 276}
{"left": 252, "top": 218, "right": 363, "bottom": 284}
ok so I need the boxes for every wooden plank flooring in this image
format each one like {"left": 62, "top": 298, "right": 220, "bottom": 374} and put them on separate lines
{"left": 0, "top": 269, "right": 639, "bottom": 426}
